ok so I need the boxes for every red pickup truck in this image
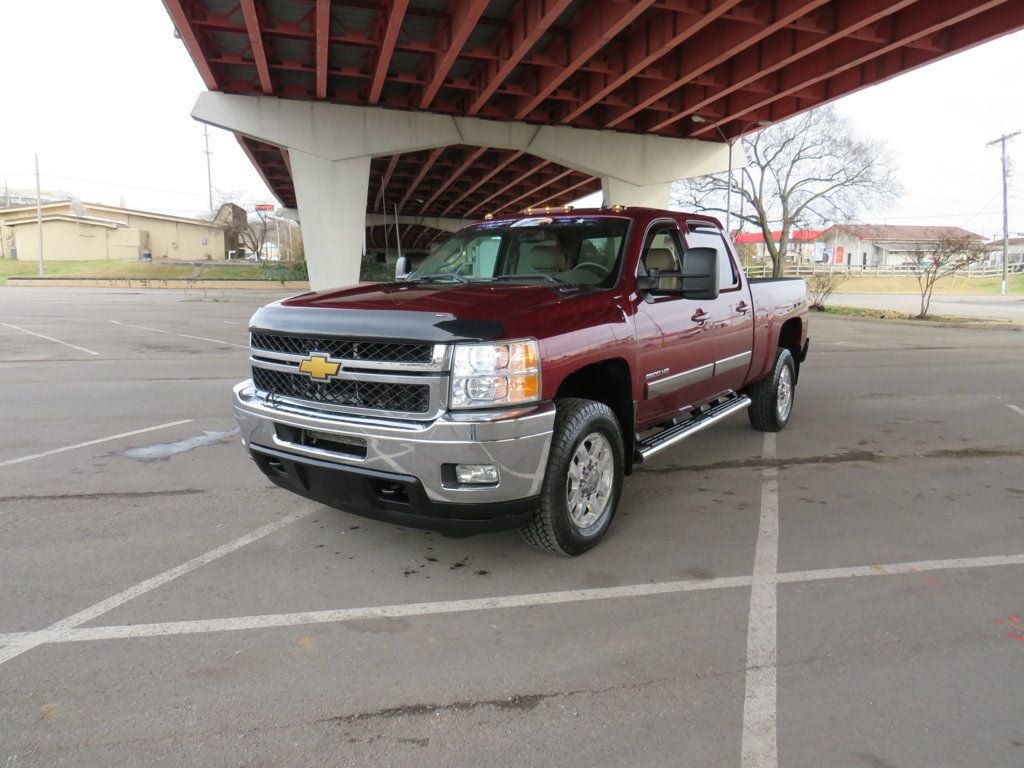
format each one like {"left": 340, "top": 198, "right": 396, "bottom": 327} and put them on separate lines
{"left": 233, "top": 207, "right": 808, "bottom": 555}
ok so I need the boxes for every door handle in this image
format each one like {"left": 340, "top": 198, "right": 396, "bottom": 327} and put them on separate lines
{"left": 691, "top": 309, "right": 709, "bottom": 324}
{"left": 736, "top": 301, "right": 750, "bottom": 314}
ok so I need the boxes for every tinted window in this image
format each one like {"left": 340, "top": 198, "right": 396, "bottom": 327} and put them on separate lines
{"left": 409, "top": 217, "right": 629, "bottom": 288}
{"left": 686, "top": 230, "right": 739, "bottom": 290}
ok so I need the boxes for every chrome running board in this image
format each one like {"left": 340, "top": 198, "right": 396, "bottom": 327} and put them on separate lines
{"left": 636, "top": 395, "right": 751, "bottom": 462}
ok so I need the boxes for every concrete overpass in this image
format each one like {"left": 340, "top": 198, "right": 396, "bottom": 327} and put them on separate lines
{"left": 162, "top": 0, "right": 1024, "bottom": 289}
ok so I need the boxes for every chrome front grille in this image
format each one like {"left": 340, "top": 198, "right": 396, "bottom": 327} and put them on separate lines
{"left": 252, "top": 368, "right": 430, "bottom": 414}
{"left": 250, "top": 333, "right": 433, "bottom": 364}
{"left": 249, "top": 331, "right": 448, "bottom": 420}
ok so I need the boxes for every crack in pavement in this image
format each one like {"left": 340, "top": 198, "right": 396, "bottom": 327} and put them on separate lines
{"left": 639, "top": 446, "right": 1024, "bottom": 475}
{"left": 320, "top": 679, "right": 658, "bottom": 725}
{"left": 0, "top": 489, "right": 206, "bottom": 503}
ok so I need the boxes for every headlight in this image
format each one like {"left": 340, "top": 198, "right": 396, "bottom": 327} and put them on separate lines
{"left": 450, "top": 339, "right": 540, "bottom": 409}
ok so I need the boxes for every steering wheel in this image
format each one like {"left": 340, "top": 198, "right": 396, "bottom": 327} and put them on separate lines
{"left": 574, "top": 261, "right": 611, "bottom": 276}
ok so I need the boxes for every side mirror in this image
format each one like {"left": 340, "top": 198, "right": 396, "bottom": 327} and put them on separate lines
{"left": 679, "top": 246, "right": 719, "bottom": 300}
{"left": 637, "top": 247, "right": 719, "bottom": 300}
{"left": 395, "top": 254, "right": 411, "bottom": 280}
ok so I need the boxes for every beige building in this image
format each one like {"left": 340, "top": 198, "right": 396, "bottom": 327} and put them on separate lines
{"left": 0, "top": 202, "right": 226, "bottom": 262}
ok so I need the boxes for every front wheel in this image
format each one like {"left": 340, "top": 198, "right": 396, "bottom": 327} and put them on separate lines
{"left": 747, "top": 347, "right": 796, "bottom": 432}
{"left": 520, "top": 398, "right": 624, "bottom": 556}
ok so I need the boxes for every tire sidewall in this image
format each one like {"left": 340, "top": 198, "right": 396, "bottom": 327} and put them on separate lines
{"left": 771, "top": 348, "right": 796, "bottom": 428}
{"left": 545, "top": 404, "right": 624, "bottom": 554}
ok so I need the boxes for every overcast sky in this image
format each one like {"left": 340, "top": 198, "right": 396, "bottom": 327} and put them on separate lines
{"left": 1, "top": 2, "right": 1021, "bottom": 240}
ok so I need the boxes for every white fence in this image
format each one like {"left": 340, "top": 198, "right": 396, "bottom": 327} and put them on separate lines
{"left": 743, "top": 262, "right": 1016, "bottom": 279}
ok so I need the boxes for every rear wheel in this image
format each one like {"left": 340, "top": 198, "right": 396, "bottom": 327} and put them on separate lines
{"left": 747, "top": 347, "right": 796, "bottom": 432}
{"left": 520, "top": 398, "right": 624, "bottom": 556}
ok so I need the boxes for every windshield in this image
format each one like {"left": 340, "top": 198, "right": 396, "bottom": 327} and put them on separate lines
{"left": 408, "top": 217, "right": 629, "bottom": 288}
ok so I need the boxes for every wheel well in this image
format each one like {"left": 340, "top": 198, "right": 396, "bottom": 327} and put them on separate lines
{"left": 554, "top": 358, "right": 635, "bottom": 474}
{"left": 778, "top": 318, "right": 803, "bottom": 381}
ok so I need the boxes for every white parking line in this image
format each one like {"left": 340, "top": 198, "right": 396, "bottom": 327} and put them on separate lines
{"left": 3, "top": 551, "right": 1023, "bottom": 654}
{"left": 0, "top": 508, "right": 314, "bottom": 668}
{"left": 110, "top": 320, "right": 247, "bottom": 349}
{"left": 777, "top": 553, "right": 1024, "bottom": 584}
{"left": 1008, "top": 404, "right": 1024, "bottom": 418}
{"left": 0, "top": 420, "right": 193, "bottom": 469}
{"left": 11, "top": 550, "right": 1023, "bottom": 648}
{"left": 741, "top": 433, "right": 779, "bottom": 768}
{"left": 1, "top": 322, "right": 99, "bottom": 356}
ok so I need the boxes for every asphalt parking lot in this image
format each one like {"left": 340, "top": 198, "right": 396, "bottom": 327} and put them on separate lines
{"left": 2, "top": 286, "right": 1023, "bottom": 768}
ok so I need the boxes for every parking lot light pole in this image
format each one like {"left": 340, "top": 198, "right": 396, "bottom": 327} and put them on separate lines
{"left": 692, "top": 117, "right": 771, "bottom": 239}
{"left": 987, "top": 130, "right": 1020, "bottom": 295}
{"left": 34, "top": 153, "right": 43, "bottom": 276}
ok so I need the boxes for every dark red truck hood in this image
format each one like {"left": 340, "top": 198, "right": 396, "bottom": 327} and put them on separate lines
{"left": 249, "top": 281, "right": 624, "bottom": 343}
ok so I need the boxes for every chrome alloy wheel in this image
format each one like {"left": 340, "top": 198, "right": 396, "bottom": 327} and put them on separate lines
{"left": 566, "top": 432, "right": 614, "bottom": 530}
{"left": 777, "top": 364, "right": 793, "bottom": 422}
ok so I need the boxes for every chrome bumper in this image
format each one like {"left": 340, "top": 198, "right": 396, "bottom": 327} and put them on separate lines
{"left": 232, "top": 381, "right": 555, "bottom": 505}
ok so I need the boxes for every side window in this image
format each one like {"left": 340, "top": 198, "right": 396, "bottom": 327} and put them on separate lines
{"left": 686, "top": 229, "right": 740, "bottom": 290}
{"left": 640, "top": 225, "right": 683, "bottom": 275}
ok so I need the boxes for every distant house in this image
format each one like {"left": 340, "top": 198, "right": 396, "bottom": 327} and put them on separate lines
{"left": 815, "top": 224, "right": 985, "bottom": 267}
{"left": 0, "top": 201, "right": 227, "bottom": 262}
{"left": 983, "top": 236, "right": 1024, "bottom": 269}
{"left": 733, "top": 229, "right": 823, "bottom": 263}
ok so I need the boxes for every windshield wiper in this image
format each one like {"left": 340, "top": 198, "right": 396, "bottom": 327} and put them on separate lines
{"left": 410, "top": 272, "right": 468, "bottom": 284}
{"left": 489, "top": 274, "right": 574, "bottom": 288}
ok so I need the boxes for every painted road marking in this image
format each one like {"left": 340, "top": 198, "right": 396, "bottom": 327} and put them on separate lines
{"left": 2, "top": 552, "right": 1023, "bottom": 653}
{"left": 0, "top": 420, "right": 193, "bottom": 469}
{"left": 1008, "top": 404, "right": 1024, "bottom": 418}
{"left": 1, "top": 322, "right": 99, "bottom": 356}
{"left": 741, "top": 433, "right": 779, "bottom": 768}
{"left": 0, "top": 508, "right": 315, "bottom": 668}
{"left": 777, "top": 553, "right": 1024, "bottom": 584}
{"left": 110, "top": 319, "right": 247, "bottom": 349}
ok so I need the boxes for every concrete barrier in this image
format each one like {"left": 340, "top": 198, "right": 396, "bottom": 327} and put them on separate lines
{"left": 6, "top": 277, "right": 310, "bottom": 290}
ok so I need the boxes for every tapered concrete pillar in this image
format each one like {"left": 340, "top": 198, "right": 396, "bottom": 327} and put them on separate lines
{"left": 289, "top": 152, "right": 371, "bottom": 291}
{"left": 601, "top": 177, "right": 673, "bottom": 209}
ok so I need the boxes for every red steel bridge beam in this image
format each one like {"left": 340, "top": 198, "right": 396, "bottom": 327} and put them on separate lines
{"left": 162, "top": 0, "right": 220, "bottom": 89}
{"left": 369, "top": 0, "right": 409, "bottom": 104}
{"left": 440, "top": 151, "right": 525, "bottom": 216}
{"left": 314, "top": 0, "right": 331, "bottom": 99}
{"left": 689, "top": 0, "right": 1020, "bottom": 138}
{"left": 514, "top": 0, "right": 657, "bottom": 120}
{"left": 419, "top": 0, "right": 490, "bottom": 109}
{"left": 648, "top": 0, "right": 921, "bottom": 133}
{"left": 239, "top": 0, "right": 274, "bottom": 94}
{"left": 467, "top": 0, "right": 574, "bottom": 115}
{"left": 559, "top": 0, "right": 744, "bottom": 124}
{"left": 418, "top": 147, "right": 489, "bottom": 213}
{"left": 604, "top": 0, "right": 831, "bottom": 129}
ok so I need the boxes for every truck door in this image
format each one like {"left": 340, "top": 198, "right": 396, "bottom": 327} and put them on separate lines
{"left": 634, "top": 221, "right": 720, "bottom": 425}
{"left": 686, "top": 225, "right": 754, "bottom": 393}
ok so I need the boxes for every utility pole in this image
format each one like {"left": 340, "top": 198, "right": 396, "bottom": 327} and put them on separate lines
{"left": 35, "top": 153, "right": 44, "bottom": 276}
{"left": 987, "top": 130, "right": 1020, "bottom": 295}
{"left": 203, "top": 125, "right": 214, "bottom": 212}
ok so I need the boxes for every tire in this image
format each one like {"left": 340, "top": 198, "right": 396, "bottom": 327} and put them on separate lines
{"left": 747, "top": 347, "right": 796, "bottom": 432}
{"left": 520, "top": 398, "right": 624, "bottom": 556}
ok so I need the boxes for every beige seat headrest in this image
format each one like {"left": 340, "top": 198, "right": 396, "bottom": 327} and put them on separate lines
{"left": 644, "top": 247, "right": 677, "bottom": 272}
{"left": 529, "top": 244, "right": 567, "bottom": 272}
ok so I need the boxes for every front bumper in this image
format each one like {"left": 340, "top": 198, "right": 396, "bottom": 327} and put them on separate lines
{"left": 232, "top": 381, "right": 555, "bottom": 531}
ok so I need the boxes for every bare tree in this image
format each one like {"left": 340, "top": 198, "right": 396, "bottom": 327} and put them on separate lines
{"left": 674, "top": 106, "right": 899, "bottom": 277}
{"left": 238, "top": 210, "right": 270, "bottom": 261}
{"left": 909, "top": 235, "right": 986, "bottom": 318}
{"left": 806, "top": 271, "right": 849, "bottom": 310}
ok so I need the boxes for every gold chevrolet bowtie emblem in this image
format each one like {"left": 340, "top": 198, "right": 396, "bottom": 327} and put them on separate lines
{"left": 298, "top": 354, "right": 341, "bottom": 380}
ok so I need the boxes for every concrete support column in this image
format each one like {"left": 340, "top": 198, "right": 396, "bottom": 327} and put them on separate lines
{"left": 289, "top": 151, "right": 371, "bottom": 290}
{"left": 601, "top": 177, "right": 673, "bottom": 209}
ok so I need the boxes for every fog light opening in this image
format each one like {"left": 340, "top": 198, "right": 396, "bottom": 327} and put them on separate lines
{"left": 455, "top": 464, "right": 500, "bottom": 485}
